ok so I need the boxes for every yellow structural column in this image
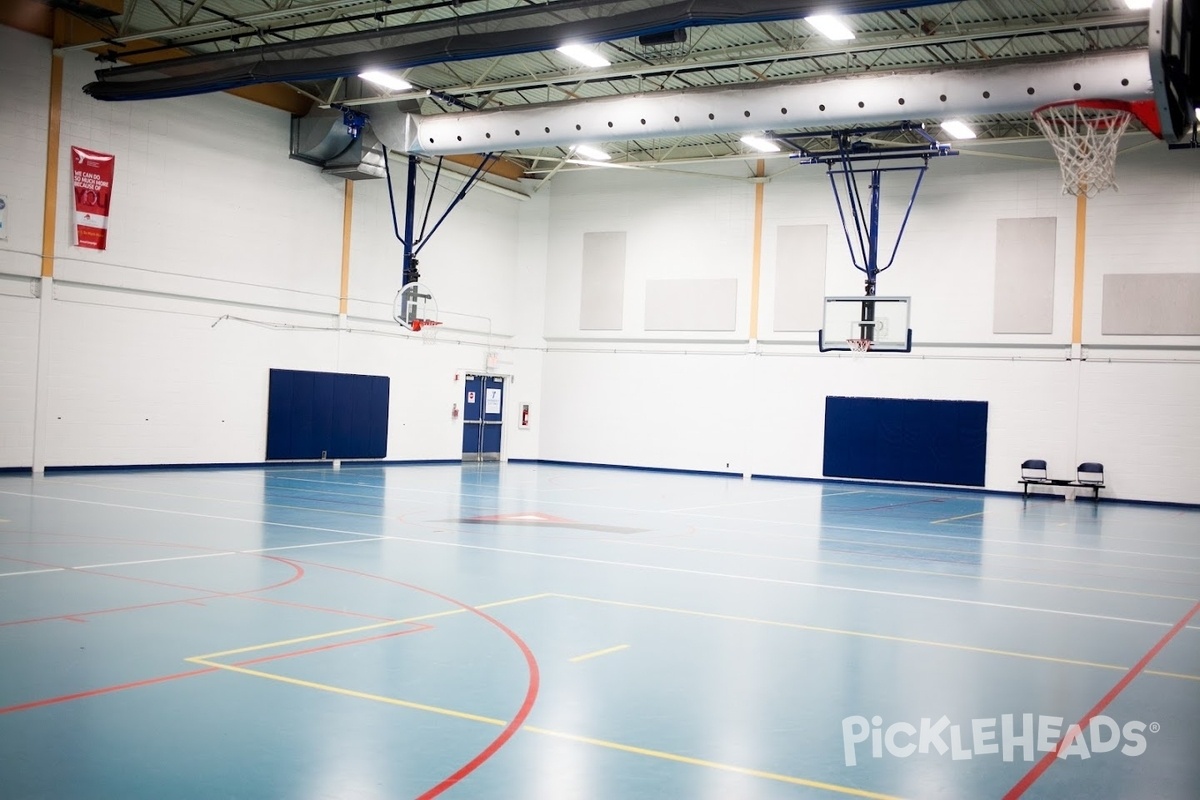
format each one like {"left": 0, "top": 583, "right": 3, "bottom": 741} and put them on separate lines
{"left": 339, "top": 180, "right": 354, "bottom": 317}
{"left": 749, "top": 159, "right": 765, "bottom": 340}
{"left": 1071, "top": 191, "right": 1087, "bottom": 345}
{"left": 40, "top": 52, "right": 63, "bottom": 277}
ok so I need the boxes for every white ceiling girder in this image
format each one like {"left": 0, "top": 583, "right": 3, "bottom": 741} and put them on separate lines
{"left": 371, "top": 50, "right": 1152, "bottom": 156}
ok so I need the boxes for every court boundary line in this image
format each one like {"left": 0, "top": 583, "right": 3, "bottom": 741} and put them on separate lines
{"left": 1002, "top": 600, "right": 1200, "bottom": 798}
{"left": 370, "top": 535, "right": 1197, "bottom": 629}
{"left": 8, "top": 482, "right": 1198, "bottom": 566}
{"left": 548, "top": 593, "right": 1199, "bottom": 682}
{"left": 12, "top": 482, "right": 1196, "bottom": 566}
{"left": 4, "top": 528, "right": 1196, "bottom": 632}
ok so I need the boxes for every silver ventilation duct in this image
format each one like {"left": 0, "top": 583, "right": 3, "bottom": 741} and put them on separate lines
{"left": 370, "top": 51, "right": 1152, "bottom": 157}
{"left": 290, "top": 108, "right": 386, "bottom": 180}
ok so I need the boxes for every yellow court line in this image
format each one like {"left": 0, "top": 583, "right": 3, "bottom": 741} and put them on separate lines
{"left": 551, "top": 593, "right": 1200, "bottom": 682}
{"left": 192, "top": 593, "right": 552, "bottom": 660}
{"left": 189, "top": 659, "right": 509, "bottom": 726}
{"left": 569, "top": 644, "right": 630, "bottom": 663}
{"left": 521, "top": 726, "right": 904, "bottom": 800}
{"left": 931, "top": 511, "right": 985, "bottom": 524}
{"left": 188, "top": 658, "right": 903, "bottom": 799}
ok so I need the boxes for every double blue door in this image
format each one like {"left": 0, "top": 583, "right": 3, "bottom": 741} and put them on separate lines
{"left": 462, "top": 374, "right": 504, "bottom": 461}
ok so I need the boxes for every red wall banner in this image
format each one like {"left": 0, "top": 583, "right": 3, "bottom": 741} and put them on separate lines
{"left": 71, "top": 147, "right": 115, "bottom": 250}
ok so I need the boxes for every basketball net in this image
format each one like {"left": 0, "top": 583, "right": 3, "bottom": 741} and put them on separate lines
{"left": 1033, "top": 101, "right": 1134, "bottom": 197}
{"left": 847, "top": 338, "right": 873, "bottom": 358}
{"left": 412, "top": 318, "right": 442, "bottom": 345}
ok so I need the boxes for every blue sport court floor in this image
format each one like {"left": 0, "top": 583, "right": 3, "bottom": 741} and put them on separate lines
{"left": 0, "top": 463, "right": 1197, "bottom": 799}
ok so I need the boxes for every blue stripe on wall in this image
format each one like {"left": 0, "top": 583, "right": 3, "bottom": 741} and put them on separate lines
{"left": 823, "top": 396, "right": 989, "bottom": 487}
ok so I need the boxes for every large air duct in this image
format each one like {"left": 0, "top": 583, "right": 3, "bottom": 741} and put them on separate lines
{"left": 291, "top": 108, "right": 386, "bottom": 180}
{"left": 370, "top": 50, "right": 1152, "bottom": 156}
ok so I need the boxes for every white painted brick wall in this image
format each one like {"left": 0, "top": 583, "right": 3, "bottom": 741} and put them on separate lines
{"left": 3, "top": 26, "right": 1196, "bottom": 501}
{"left": 0, "top": 27, "right": 51, "bottom": 278}
{"left": 538, "top": 142, "right": 1200, "bottom": 503}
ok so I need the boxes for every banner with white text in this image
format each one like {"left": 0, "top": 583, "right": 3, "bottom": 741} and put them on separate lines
{"left": 71, "top": 147, "right": 115, "bottom": 250}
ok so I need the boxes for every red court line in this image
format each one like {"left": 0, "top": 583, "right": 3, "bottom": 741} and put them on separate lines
{"left": 1002, "top": 600, "right": 1200, "bottom": 799}
{"left": 233, "top": 623, "right": 435, "bottom": 667}
{"left": 298, "top": 561, "right": 541, "bottom": 800}
{"left": 0, "top": 557, "right": 304, "bottom": 628}
{"left": 0, "top": 667, "right": 218, "bottom": 714}
{"left": 0, "top": 622, "right": 433, "bottom": 715}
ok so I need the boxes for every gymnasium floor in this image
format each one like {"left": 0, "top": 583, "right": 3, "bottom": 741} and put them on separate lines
{"left": 0, "top": 463, "right": 1196, "bottom": 800}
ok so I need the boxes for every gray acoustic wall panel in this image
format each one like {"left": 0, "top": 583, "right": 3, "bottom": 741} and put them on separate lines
{"left": 1102, "top": 273, "right": 1200, "bottom": 334}
{"left": 579, "top": 231, "right": 627, "bottom": 330}
{"left": 993, "top": 217, "right": 1056, "bottom": 334}
{"left": 644, "top": 278, "right": 738, "bottom": 331}
{"left": 773, "top": 224, "right": 827, "bottom": 332}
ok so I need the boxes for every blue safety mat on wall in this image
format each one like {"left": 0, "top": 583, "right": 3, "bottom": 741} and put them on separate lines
{"left": 823, "top": 396, "right": 988, "bottom": 486}
{"left": 266, "top": 369, "right": 389, "bottom": 460}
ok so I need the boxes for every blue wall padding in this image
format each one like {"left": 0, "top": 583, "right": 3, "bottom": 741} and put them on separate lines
{"left": 266, "top": 369, "right": 389, "bottom": 460}
{"left": 823, "top": 396, "right": 988, "bottom": 486}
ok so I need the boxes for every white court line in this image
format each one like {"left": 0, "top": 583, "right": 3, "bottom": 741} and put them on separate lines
{"left": 73, "top": 551, "right": 237, "bottom": 570}
{"left": 3, "top": 525, "right": 1197, "bottom": 632}
{"left": 0, "top": 538, "right": 390, "bottom": 578}
{"left": 533, "top": 531, "right": 1199, "bottom": 603}
{"left": 665, "top": 511, "right": 1200, "bottom": 563}
{"left": 665, "top": 490, "right": 863, "bottom": 513}
{"left": 44, "top": 473, "right": 1200, "bottom": 551}
{"left": 252, "top": 473, "right": 1200, "bottom": 554}
{"left": 931, "top": 511, "right": 985, "bottom": 524}
{"left": 0, "top": 491, "right": 385, "bottom": 540}
{"left": 0, "top": 568, "right": 66, "bottom": 577}
{"left": 373, "top": 534, "right": 1189, "bottom": 629}
{"left": 35, "top": 478, "right": 436, "bottom": 519}
{"left": 5, "top": 488, "right": 1194, "bottom": 583}
{"left": 246, "top": 537, "right": 389, "bottom": 553}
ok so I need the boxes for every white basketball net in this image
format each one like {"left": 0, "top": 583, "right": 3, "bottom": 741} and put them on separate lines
{"left": 1033, "top": 103, "right": 1133, "bottom": 197}
{"left": 847, "top": 338, "right": 873, "bottom": 355}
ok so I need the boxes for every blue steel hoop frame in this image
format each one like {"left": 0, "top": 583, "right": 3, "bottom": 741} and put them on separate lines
{"left": 383, "top": 149, "right": 497, "bottom": 287}
{"left": 787, "top": 122, "right": 954, "bottom": 344}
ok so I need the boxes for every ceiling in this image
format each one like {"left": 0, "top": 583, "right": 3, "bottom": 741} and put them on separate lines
{"left": 50, "top": 0, "right": 1193, "bottom": 179}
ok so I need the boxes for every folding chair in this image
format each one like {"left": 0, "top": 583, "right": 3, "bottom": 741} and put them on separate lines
{"left": 1075, "top": 462, "right": 1105, "bottom": 500}
{"left": 1019, "top": 459, "right": 1050, "bottom": 498}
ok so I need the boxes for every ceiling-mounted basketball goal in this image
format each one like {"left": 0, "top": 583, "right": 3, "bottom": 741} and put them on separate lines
{"left": 782, "top": 122, "right": 953, "bottom": 354}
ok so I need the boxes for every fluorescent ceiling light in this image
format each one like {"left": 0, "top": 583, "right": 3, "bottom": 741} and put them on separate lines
{"left": 1123, "top": 0, "right": 1152, "bottom": 9}
{"left": 359, "top": 70, "right": 412, "bottom": 91}
{"left": 740, "top": 134, "right": 781, "bottom": 153}
{"left": 941, "top": 119, "right": 977, "bottom": 140}
{"left": 573, "top": 144, "right": 611, "bottom": 161}
{"left": 557, "top": 44, "right": 611, "bottom": 68}
{"left": 806, "top": 15, "right": 855, "bottom": 41}
{"left": 1195, "top": 107, "right": 1199, "bottom": 121}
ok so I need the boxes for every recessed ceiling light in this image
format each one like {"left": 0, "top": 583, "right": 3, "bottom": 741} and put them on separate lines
{"left": 740, "top": 134, "right": 781, "bottom": 153}
{"left": 806, "top": 15, "right": 855, "bottom": 41}
{"left": 359, "top": 70, "right": 412, "bottom": 91}
{"left": 1123, "top": 0, "right": 1152, "bottom": 10}
{"left": 941, "top": 119, "right": 977, "bottom": 140}
{"left": 557, "top": 44, "right": 611, "bottom": 68}
{"left": 573, "top": 144, "right": 612, "bottom": 161}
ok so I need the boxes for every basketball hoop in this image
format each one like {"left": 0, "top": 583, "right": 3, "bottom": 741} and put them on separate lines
{"left": 1033, "top": 99, "right": 1153, "bottom": 197}
{"left": 847, "top": 338, "right": 873, "bottom": 355}
{"left": 412, "top": 318, "right": 442, "bottom": 344}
